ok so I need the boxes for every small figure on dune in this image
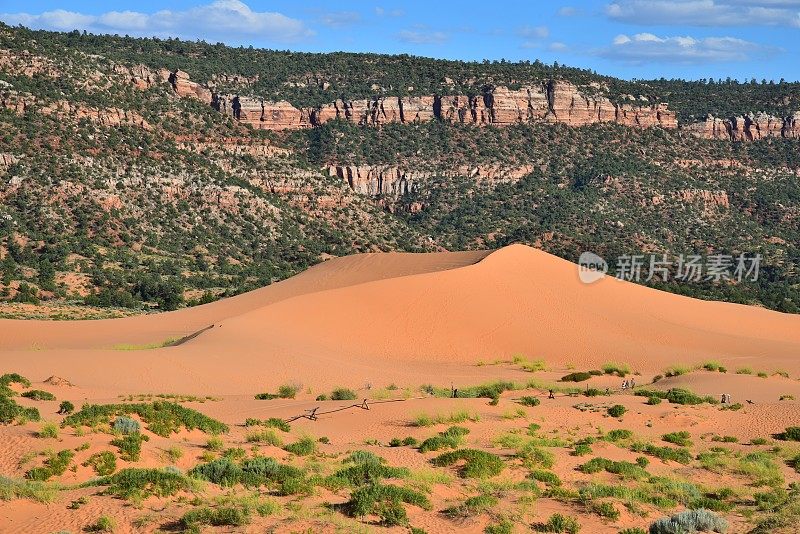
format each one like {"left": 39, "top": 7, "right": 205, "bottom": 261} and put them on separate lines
{"left": 621, "top": 380, "right": 628, "bottom": 390}
{"left": 548, "top": 389, "right": 555, "bottom": 399}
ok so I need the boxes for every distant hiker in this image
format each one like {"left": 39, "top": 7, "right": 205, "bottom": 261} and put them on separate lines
{"left": 721, "top": 393, "right": 727, "bottom": 404}
{"left": 452, "top": 388, "right": 458, "bottom": 398}
{"left": 621, "top": 380, "right": 628, "bottom": 390}
{"left": 548, "top": 389, "right": 555, "bottom": 399}
{"left": 630, "top": 379, "right": 636, "bottom": 388}
{"left": 605, "top": 387, "right": 611, "bottom": 395}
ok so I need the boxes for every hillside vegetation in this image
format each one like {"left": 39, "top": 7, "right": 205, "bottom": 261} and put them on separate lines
{"left": 0, "top": 23, "right": 798, "bottom": 316}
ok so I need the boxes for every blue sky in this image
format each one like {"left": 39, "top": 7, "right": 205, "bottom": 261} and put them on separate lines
{"left": 1, "top": 1, "right": 798, "bottom": 81}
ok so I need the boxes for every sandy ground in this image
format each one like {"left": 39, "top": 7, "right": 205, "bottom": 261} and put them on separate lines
{"left": 2, "top": 245, "right": 800, "bottom": 533}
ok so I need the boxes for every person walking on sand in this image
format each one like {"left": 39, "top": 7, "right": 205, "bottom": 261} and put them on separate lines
{"left": 548, "top": 389, "right": 555, "bottom": 399}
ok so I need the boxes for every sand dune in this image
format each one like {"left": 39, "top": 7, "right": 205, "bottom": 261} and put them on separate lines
{"left": 2, "top": 244, "right": 799, "bottom": 394}
{"left": 0, "top": 249, "right": 490, "bottom": 351}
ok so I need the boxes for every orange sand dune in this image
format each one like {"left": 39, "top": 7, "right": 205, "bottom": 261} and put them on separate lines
{"left": 1, "top": 244, "right": 799, "bottom": 395}
{"left": 0, "top": 249, "right": 490, "bottom": 350}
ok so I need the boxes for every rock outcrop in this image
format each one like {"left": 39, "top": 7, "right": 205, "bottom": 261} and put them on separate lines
{"left": 327, "top": 164, "right": 534, "bottom": 197}
{"left": 685, "top": 112, "right": 800, "bottom": 141}
{"left": 169, "top": 70, "right": 212, "bottom": 102}
{"left": 142, "top": 70, "right": 678, "bottom": 132}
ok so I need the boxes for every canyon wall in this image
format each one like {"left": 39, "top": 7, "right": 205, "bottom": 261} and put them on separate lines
{"left": 684, "top": 112, "right": 800, "bottom": 141}
{"left": 209, "top": 80, "right": 678, "bottom": 131}
{"left": 112, "top": 66, "right": 676, "bottom": 132}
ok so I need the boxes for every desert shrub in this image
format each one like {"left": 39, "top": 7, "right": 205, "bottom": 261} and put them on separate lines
{"left": 346, "top": 483, "right": 431, "bottom": 525}
{"left": 63, "top": 402, "right": 228, "bottom": 436}
{"left": 431, "top": 449, "right": 504, "bottom": 478}
{"left": 245, "top": 429, "right": 283, "bottom": 446}
{"left": 103, "top": 467, "right": 191, "bottom": 500}
{"left": 245, "top": 418, "right": 290, "bottom": 432}
{"left": 517, "top": 396, "right": 541, "bottom": 407}
{"left": 535, "top": 513, "right": 580, "bottom": 533}
{"left": 608, "top": 404, "right": 627, "bottom": 417}
{"left": 164, "top": 446, "right": 183, "bottom": 462}
{"left": 111, "top": 433, "right": 149, "bottom": 461}
{"left": 255, "top": 383, "right": 300, "bottom": 400}
{"left": 26, "top": 449, "right": 74, "bottom": 481}
{"left": 113, "top": 416, "right": 140, "bottom": 434}
{"left": 331, "top": 388, "right": 358, "bottom": 401}
{"left": 711, "top": 435, "right": 738, "bottom": 443}
{"left": 561, "top": 372, "right": 593, "bottom": 382}
{"left": 605, "top": 429, "right": 633, "bottom": 441}
{"left": 662, "top": 431, "right": 692, "bottom": 447}
{"left": 758, "top": 372, "right": 768, "bottom": 378}
{"left": 0, "top": 396, "right": 41, "bottom": 424}
{"left": 277, "top": 383, "right": 300, "bottom": 399}
{"left": 601, "top": 362, "right": 630, "bottom": 377}
{"left": 518, "top": 443, "right": 555, "bottom": 469}
{"left": 315, "top": 394, "right": 328, "bottom": 401}
{"left": 751, "top": 437, "right": 769, "bottom": 445}
{"left": 736, "top": 367, "right": 753, "bottom": 375}
{"left": 284, "top": 436, "right": 317, "bottom": 456}
{"left": 191, "top": 456, "right": 308, "bottom": 494}
{"left": 418, "top": 426, "right": 469, "bottom": 453}
{"left": 180, "top": 506, "right": 251, "bottom": 529}
{"left": 529, "top": 469, "right": 561, "bottom": 486}
{"left": 636, "top": 388, "right": 715, "bottom": 406}
{"left": 620, "top": 529, "right": 647, "bottom": 534}
{"left": 579, "top": 457, "right": 648, "bottom": 479}
{"left": 334, "top": 453, "right": 408, "bottom": 486}
{"left": 649, "top": 509, "right": 728, "bottom": 534}
{"left": 21, "top": 390, "right": 55, "bottom": 401}
{"left": 632, "top": 443, "right": 692, "bottom": 465}
{"left": 485, "top": 520, "right": 514, "bottom": 534}
{"left": 0, "top": 373, "right": 31, "bottom": 389}
{"left": 443, "top": 494, "right": 498, "bottom": 518}
{"left": 206, "top": 436, "right": 224, "bottom": 451}
{"left": 703, "top": 361, "right": 726, "bottom": 372}
{"left": 36, "top": 422, "right": 58, "bottom": 439}
{"left": 57, "top": 401, "right": 74, "bottom": 414}
{"left": 777, "top": 427, "right": 800, "bottom": 441}
{"left": 591, "top": 500, "right": 620, "bottom": 520}
{"left": 83, "top": 451, "right": 117, "bottom": 476}
{"left": 412, "top": 410, "right": 479, "bottom": 427}
{"left": 86, "top": 515, "right": 115, "bottom": 532}
{"left": 664, "top": 365, "right": 691, "bottom": 377}
{"left": 573, "top": 443, "right": 592, "bottom": 456}
{"left": 584, "top": 388, "right": 606, "bottom": 397}
{"left": 0, "top": 476, "right": 59, "bottom": 503}
{"left": 647, "top": 396, "right": 662, "bottom": 405}
{"left": 691, "top": 495, "right": 733, "bottom": 512}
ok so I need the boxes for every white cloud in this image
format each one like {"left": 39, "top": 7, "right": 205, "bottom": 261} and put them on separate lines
{"left": 375, "top": 7, "right": 404, "bottom": 17}
{"left": 605, "top": 0, "right": 800, "bottom": 27}
{"left": 598, "top": 31, "right": 779, "bottom": 63}
{"left": 549, "top": 41, "right": 569, "bottom": 51}
{"left": 0, "top": 0, "right": 313, "bottom": 43}
{"left": 317, "top": 11, "right": 361, "bottom": 28}
{"left": 518, "top": 25, "right": 550, "bottom": 39}
{"left": 558, "top": 6, "right": 580, "bottom": 16}
{"left": 396, "top": 28, "right": 448, "bottom": 44}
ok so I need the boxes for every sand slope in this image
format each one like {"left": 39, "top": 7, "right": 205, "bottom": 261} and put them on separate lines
{"left": 1, "top": 244, "right": 799, "bottom": 394}
{"left": 0, "top": 249, "right": 490, "bottom": 350}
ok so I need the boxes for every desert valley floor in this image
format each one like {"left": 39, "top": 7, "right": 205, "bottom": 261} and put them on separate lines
{"left": 2, "top": 245, "right": 800, "bottom": 533}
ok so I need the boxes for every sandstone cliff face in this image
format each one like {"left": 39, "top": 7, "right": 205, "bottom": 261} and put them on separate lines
{"left": 327, "top": 164, "right": 534, "bottom": 197}
{"left": 168, "top": 70, "right": 212, "bottom": 102}
{"left": 144, "top": 70, "right": 678, "bottom": 132}
{"left": 685, "top": 112, "right": 800, "bottom": 141}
